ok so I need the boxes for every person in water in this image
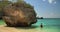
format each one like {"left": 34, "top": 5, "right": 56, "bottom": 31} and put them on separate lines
{"left": 40, "top": 23, "right": 43, "bottom": 28}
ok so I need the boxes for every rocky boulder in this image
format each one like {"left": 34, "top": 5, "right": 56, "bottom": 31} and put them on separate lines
{"left": 2, "top": 2, "right": 37, "bottom": 27}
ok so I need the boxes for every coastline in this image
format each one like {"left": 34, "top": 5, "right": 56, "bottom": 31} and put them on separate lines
{"left": 0, "top": 25, "right": 40, "bottom": 32}
{"left": 0, "top": 24, "right": 60, "bottom": 32}
{"left": 0, "top": 18, "right": 60, "bottom": 32}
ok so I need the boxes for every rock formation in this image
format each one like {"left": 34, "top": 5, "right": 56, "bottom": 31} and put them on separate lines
{"left": 0, "top": 1, "right": 11, "bottom": 19}
{"left": 2, "top": 2, "right": 37, "bottom": 27}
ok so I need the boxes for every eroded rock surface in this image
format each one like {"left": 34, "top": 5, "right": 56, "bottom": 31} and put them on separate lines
{"left": 2, "top": 2, "right": 37, "bottom": 27}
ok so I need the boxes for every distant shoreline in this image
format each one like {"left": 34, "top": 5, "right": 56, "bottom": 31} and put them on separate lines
{"left": 36, "top": 17, "right": 43, "bottom": 19}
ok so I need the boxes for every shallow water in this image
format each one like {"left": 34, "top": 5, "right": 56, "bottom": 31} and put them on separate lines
{"left": 0, "top": 18, "right": 60, "bottom": 32}
{"left": 32, "top": 18, "right": 60, "bottom": 32}
{"left": 0, "top": 20, "right": 5, "bottom": 25}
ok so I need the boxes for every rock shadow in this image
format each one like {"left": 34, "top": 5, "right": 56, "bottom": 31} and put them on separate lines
{"left": 5, "top": 25, "right": 38, "bottom": 29}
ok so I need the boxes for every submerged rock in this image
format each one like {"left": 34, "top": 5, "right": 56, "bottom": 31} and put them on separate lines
{"left": 2, "top": 2, "right": 37, "bottom": 27}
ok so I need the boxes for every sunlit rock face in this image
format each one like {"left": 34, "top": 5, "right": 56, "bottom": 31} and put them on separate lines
{"left": 2, "top": 2, "right": 37, "bottom": 27}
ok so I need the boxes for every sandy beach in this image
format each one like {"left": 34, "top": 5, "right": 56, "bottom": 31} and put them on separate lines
{"left": 0, "top": 25, "right": 41, "bottom": 32}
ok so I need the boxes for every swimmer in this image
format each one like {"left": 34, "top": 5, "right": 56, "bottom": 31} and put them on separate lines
{"left": 40, "top": 23, "right": 43, "bottom": 28}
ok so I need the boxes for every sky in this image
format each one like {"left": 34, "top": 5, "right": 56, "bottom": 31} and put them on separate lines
{"left": 9, "top": 0, "right": 60, "bottom": 18}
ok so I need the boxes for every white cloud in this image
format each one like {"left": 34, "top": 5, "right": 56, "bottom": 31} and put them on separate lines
{"left": 48, "top": 0, "right": 54, "bottom": 3}
{"left": 48, "top": 0, "right": 56, "bottom": 4}
{"left": 42, "top": 0, "right": 56, "bottom": 4}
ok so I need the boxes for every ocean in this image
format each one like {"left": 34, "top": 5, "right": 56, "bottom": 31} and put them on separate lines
{"left": 32, "top": 18, "right": 60, "bottom": 32}
{"left": 34, "top": 18, "right": 60, "bottom": 26}
{"left": 0, "top": 18, "right": 60, "bottom": 32}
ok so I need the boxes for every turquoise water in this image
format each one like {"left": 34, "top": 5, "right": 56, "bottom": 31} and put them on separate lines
{"left": 0, "top": 20, "right": 5, "bottom": 25}
{"left": 32, "top": 18, "right": 60, "bottom": 32}
{"left": 0, "top": 18, "right": 60, "bottom": 32}
{"left": 35, "top": 18, "right": 60, "bottom": 26}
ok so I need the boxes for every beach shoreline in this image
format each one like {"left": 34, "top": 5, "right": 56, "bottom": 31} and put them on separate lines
{"left": 0, "top": 25, "right": 40, "bottom": 32}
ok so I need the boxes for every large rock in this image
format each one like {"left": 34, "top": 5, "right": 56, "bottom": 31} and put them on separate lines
{"left": 0, "top": 1, "right": 11, "bottom": 19}
{"left": 2, "top": 2, "right": 37, "bottom": 27}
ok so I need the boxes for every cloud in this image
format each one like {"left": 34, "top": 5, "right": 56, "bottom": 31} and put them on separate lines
{"left": 48, "top": 0, "right": 54, "bottom": 3}
{"left": 48, "top": 0, "right": 56, "bottom": 4}
{"left": 42, "top": 0, "right": 56, "bottom": 4}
